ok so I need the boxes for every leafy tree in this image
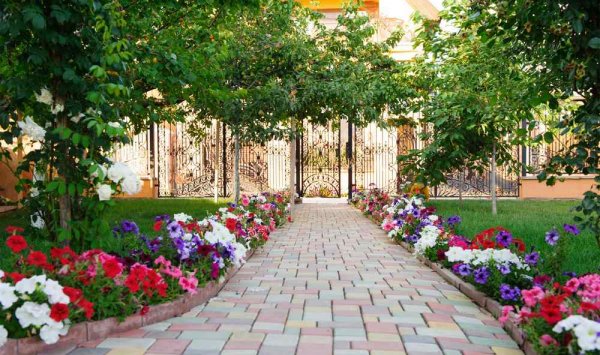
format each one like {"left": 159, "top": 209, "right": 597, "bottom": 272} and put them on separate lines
{"left": 187, "top": 1, "right": 406, "bottom": 202}
{"left": 0, "top": 0, "right": 255, "bottom": 248}
{"left": 400, "top": 3, "right": 548, "bottom": 214}
{"left": 467, "top": 0, "right": 600, "bottom": 241}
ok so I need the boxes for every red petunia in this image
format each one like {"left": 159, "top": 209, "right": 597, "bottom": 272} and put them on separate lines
{"left": 140, "top": 305, "right": 150, "bottom": 316}
{"left": 102, "top": 258, "right": 123, "bottom": 279}
{"left": 27, "top": 250, "right": 48, "bottom": 267}
{"left": 5, "top": 226, "right": 24, "bottom": 234}
{"left": 63, "top": 287, "right": 83, "bottom": 303}
{"left": 77, "top": 299, "right": 95, "bottom": 319}
{"left": 49, "top": 303, "right": 70, "bottom": 322}
{"left": 6, "top": 272, "right": 25, "bottom": 283}
{"left": 197, "top": 244, "right": 216, "bottom": 256}
{"left": 6, "top": 235, "right": 28, "bottom": 253}
{"left": 153, "top": 220, "right": 163, "bottom": 232}
{"left": 225, "top": 218, "right": 237, "bottom": 232}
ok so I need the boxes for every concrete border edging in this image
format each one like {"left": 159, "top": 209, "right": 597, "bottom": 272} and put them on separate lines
{"left": 1, "top": 249, "right": 255, "bottom": 355}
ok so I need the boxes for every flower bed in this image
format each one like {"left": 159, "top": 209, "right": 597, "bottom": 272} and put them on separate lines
{"left": 351, "top": 188, "right": 599, "bottom": 354}
{"left": 0, "top": 192, "right": 290, "bottom": 353}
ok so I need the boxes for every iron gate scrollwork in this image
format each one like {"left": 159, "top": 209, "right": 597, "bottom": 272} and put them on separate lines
{"left": 299, "top": 121, "right": 342, "bottom": 197}
{"left": 156, "top": 122, "right": 289, "bottom": 197}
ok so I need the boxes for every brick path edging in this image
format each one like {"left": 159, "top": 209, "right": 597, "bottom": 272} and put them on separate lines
{"left": 362, "top": 213, "right": 538, "bottom": 355}
{"left": 1, "top": 250, "right": 255, "bottom": 355}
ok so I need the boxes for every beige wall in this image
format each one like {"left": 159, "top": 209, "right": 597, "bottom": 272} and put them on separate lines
{"left": 520, "top": 176, "right": 597, "bottom": 199}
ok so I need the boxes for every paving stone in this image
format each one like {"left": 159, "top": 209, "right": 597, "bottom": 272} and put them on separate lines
{"left": 97, "top": 338, "right": 155, "bottom": 350}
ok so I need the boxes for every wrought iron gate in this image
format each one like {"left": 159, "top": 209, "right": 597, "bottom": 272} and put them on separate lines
{"left": 156, "top": 122, "right": 289, "bottom": 197}
{"left": 298, "top": 121, "right": 342, "bottom": 197}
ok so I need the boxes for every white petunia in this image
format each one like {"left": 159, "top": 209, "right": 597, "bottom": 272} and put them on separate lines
{"left": 231, "top": 242, "right": 248, "bottom": 267}
{"left": 554, "top": 315, "right": 600, "bottom": 351}
{"left": 413, "top": 225, "right": 442, "bottom": 256}
{"left": 97, "top": 184, "right": 112, "bottom": 201}
{"left": 204, "top": 221, "right": 235, "bottom": 245}
{"left": 43, "top": 279, "right": 69, "bottom": 304}
{"left": 121, "top": 175, "right": 141, "bottom": 195}
{"left": 17, "top": 116, "right": 46, "bottom": 142}
{"left": 0, "top": 283, "right": 18, "bottom": 309}
{"left": 0, "top": 270, "right": 4, "bottom": 278}
{"left": 39, "top": 321, "right": 69, "bottom": 344}
{"left": 173, "top": 213, "right": 193, "bottom": 223}
{"left": 15, "top": 302, "right": 51, "bottom": 328}
{"left": 31, "top": 212, "right": 45, "bottom": 229}
{"left": 15, "top": 275, "right": 47, "bottom": 295}
{"left": 0, "top": 325, "right": 7, "bottom": 348}
{"left": 35, "top": 88, "right": 53, "bottom": 106}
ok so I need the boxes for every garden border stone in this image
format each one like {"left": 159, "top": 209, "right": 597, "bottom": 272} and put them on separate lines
{"left": 1, "top": 249, "right": 255, "bottom": 355}
{"left": 364, "top": 212, "right": 537, "bottom": 355}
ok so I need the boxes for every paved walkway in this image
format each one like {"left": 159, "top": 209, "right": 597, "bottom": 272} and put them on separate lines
{"left": 77, "top": 204, "right": 522, "bottom": 355}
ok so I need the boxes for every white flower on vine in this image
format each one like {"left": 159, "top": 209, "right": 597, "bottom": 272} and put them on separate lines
{"left": 35, "top": 88, "right": 53, "bottom": 106}
{"left": 97, "top": 184, "right": 112, "bottom": 201}
{"left": 31, "top": 212, "right": 45, "bottom": 229}
{"left": 121, "top": 175, "right": 141, "bottom": 195}
{"left": 107, "top": 162, "right": 135, "bottom": 183}
{"left": 70, "top": 113, "right": 85, "bottom": 124}
{"left": 30, "top": 187, "right": 40, "bottom": 198}
{"left": 17, "top": 116, "right": 46, "bottom": 142}
{"left": 107, "top": 122, "right": 121, "bottom": 128}
{"left": 50, "top": 103, "right": 64, "bottom": 115}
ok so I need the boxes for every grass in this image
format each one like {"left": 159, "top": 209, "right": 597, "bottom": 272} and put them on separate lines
{"left": 430, "top": 199, "right": 600, "bottom": 275}
{"left": 0, "top": 198, "right": 228, "bottom": 236}
{"left": 0, "top": 198, "right": 227, "bottom": 269}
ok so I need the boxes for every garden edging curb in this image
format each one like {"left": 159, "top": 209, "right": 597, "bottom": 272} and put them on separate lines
{"left": 1, "top": 249, "right": 255, "bottom": 355}
{"left": 396, "top": 239, "right": 537, "bottom": 355}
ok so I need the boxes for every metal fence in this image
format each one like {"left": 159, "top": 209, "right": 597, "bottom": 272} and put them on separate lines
{"left": 110, "top": 118, "right": 577, "bottom": 198}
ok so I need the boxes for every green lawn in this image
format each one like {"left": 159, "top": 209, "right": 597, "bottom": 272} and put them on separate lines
{"left": 0, "top": 198, "right": 228, "bottom": 236}
{"left": 430, "top": 199, "right": 600, "bottom": 275}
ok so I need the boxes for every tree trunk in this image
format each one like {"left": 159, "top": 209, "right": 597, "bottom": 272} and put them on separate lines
{"left": 289, "top": 130, "right": 296, "bottom": 215}
{"left": 491, "top": 141, "right": 497, "bottom": 215}
{"left": 57, "top": 116, "right": 72, "bottom": 231}
{"left": 214, "top": 120, "right": 220, "bottom": 203}
{"left": 234, "top": 133, "right": 240, "bottom": 204}
{"left": 458, "top": 170, "right": 463, "bottom": 206}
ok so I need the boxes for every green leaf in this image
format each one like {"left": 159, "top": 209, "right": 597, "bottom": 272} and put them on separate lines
{"left": 588, "top": 37, "right": 600, "bottom": 49}
{"left": 543, "top": 131, "right": 554, "bottom": 144}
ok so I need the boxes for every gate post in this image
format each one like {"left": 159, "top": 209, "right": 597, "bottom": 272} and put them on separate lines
{"left": 347, "top": 122, "right": 353, "bottom": 200}
{"left": 222, "top": 124, "right": 227, "bottom": 197}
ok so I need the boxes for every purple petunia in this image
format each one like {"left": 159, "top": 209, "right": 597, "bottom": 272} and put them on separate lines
{"left": 447, "top": 215, "right": 462, "bottom": 226}
{"left": 563, "top": 224, "right": 580, "bottom": 236}
{"left": 499, "top": 284, "right": 520, "bottom": 301}
{"left": 406, "top": 234, "right": 419, "bottom": 243}
{"left": 167, "top": 221, "right": 184, "bottom": 239}
{"left": 495, "top": 230, "right": 513, "bottom": 248}
{"left": 545, "top": 229, "right": 560, "bottom": 246}
{"left": 473, "top": 266, "right": 490, "bottom": 284}
{"left": 524, "top": 251, "right": 540, "bottom": 266}
{"left": 497, "top": 264, "right": 511, "bottom": 275}
{"left": 453, "top": 263, "right": 472, "bottom": 277}
{"left": 121, "top": 220, "right": 139, "bottom": 235}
